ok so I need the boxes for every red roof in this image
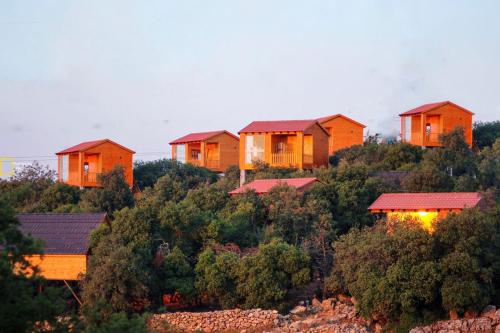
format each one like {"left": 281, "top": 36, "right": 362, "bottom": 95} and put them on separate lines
{"left": 399, "top": 101, "right": 474, "bottom": 116}
{"left": 368, "top": 192, "right": 482, "bottom": 211}
{"left": 169, "top": 130, "right": 239, "bottom": 145}
{"left": 16, "top": 213, "right": 109, "bottom": 254}
{"left": 317, "top": 114, "right": 366, "bottom": 128}
{"left": 239, "top": 120, "right": 321, "bottom": 134}
{"left": 56, "top": 139, "right": 135, "bottom": 155}
{"left": 229, "top": 177, "right": 319, "bottom": 195}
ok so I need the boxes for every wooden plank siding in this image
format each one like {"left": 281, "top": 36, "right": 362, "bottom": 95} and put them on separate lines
{"left": 23, "top": 254, "right": 87, "bottom": 281}
{"left": 239, "top": 122, "right": 329, "bottom": 170}
{"left": 401, "top": 102, "right": 473, "bottom": 147}
{"left": 320, "top": 116, "right": 365, "bottom": 155}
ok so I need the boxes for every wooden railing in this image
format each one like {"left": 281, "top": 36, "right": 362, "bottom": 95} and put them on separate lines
{"left": 205, "top": 159, "right": 220, "bottom": 170}
{"left": 187, "top": 159, "right": 201, "bottom": 166}
{"left": 409, "top": 133, "right": 441, "bottom": 145}
{"left": 303, "top": 154, "right": 313, "bottom": 165}
{"left": 271, "top": 152, "right": 297, "bottom": 167}
{"left": 83, "top": 172, "right": 101, "bottom": 186}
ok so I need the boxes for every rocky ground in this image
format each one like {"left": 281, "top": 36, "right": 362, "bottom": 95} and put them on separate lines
{"left": 149, "top": 299, "right": 500, "bottom": 333}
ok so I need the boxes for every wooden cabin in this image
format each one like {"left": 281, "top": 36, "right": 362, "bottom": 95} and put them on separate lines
{"left": 317, "top": 114, "right": 366, "bottom": 154}
{"left": 229, "top": 177, "right": 319, "bottom": 196}
{"left": 56, "top": 139, "right": 135, "bottom": 188}
{"left": 16, "top": 213, "right": 109, "bottom": 280}
{"left": 169, "top": 130, "right": 239, "bottom": 173}
{"left": 238, "top": 120, "right": 329, "bottom": 171}
{"left": 368, "top": 192, "right": 483, "bottom": 232}
{"left": 400, "top": 101, "right": 473, "bottom": 147}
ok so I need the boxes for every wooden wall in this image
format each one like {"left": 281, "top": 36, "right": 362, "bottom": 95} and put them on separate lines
{"left": 308, "top": 123, "right": 330, "bottom": 168}
{"left": 427, "top": 104, "right": 473, "bottom": 146}
{"left": 321, "top": 117, "right": 364, "bottom": 154}
{"left": 209, "top": 132, "right": 239, "bottom": 172}
{"left": 24, "top": 254, "right": 87, "bottom": 281}
{"left": 85, "top": 141, "right": 134, "bottom": 187}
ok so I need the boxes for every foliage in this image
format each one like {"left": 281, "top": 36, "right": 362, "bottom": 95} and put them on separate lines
{"left": 81, "top": 300, "right": 149, "bottom": 333}
{"left": 159, "top": 246, "right": 195, "bottom": 298}
{"left": 36, "top": 182, "right": 82, "bottom": 212}
{"left": 331, "top": 207, "right": 500, "bottom": 331}
{"left": 133, "top": 159, "right": 217, "bottom": 190}
{"left": 195, "top": 240, "right": 311, "bottom": 312}
{"left": 473, "top": 121, "right": 500, "bottom": 149}
{"left": 0, "top": 199, "right": 65, "bottom": 333}
{"left": 80, "top": 166, "right": 134, "bottom": 216}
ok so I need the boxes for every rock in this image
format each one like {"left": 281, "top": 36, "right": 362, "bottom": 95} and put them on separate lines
{"left": 482, "top": 305, "right": 497, "bottom": 319}
{"left": 321, "top": 298, "right": 334, "bottom": 311}
{"left": 311, "top": 297, "right": 322, "bottom": 308}
{"left": 464, "top": 310, "right": 479, "bottom": 319}
{"left": 290, "top": 305, "right": 307, "bottom": 315}
{"left": 337, "top": 294, "right": 352, "bottom": 304}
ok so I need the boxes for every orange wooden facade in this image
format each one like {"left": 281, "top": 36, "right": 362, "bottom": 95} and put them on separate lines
{"left": 23, "top": 254, "right": 87, "bottom": 281}
{"left": 318, "top": 114, "right": 365, "bottom": 154}
{"left": 238, "top": 121, "right": 329, "bottom": 170}
{"left": 170, "top": 131, "right": 239, "bottom": 173}
{"left": 400, "top": 101, "right": 473, "bottom": 147}
{"left": 56, "top": 139, "right": 135, "bottom": 188}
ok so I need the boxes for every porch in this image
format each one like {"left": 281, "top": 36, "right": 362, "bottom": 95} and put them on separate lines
{"left": 401, "top": 114, "right": 442, "bottom": 146}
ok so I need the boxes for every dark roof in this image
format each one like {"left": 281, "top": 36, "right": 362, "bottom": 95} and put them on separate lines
{"left": 169, "top": 130, "right": 239, "bottom": 145}
{"left": 399, "top": 101, "right": 474, "bottom": 116}
{"left": 317, "top": 114, "right": 366, "bottom": 128}
{"left": 56, "top": 139, "right": 135, "bottom": 155}
{"left": 229, "top": 177, "right": 319, "bottom": 195}
{"left": 368, "top": 192, "right": 482, "bottom": 211}
{"left": 16, "top": 213, "right": 108, "bottom": 255}
{"left": 239, "top": 120, "right": 320, "bottom": 133}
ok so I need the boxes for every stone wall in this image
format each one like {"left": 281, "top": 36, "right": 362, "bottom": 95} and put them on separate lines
{"left": 149, "top": 308, "right": 279, "bottom": 332}
{"left": 410, "top": 306, "right": 500, "bottom": 333}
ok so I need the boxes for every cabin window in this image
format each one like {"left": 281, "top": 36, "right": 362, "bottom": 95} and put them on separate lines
{"left": 404, "top": 117, "right": 411, "bottom": 142}
{"left": 59, "top": 155, "right": 69, "bottom": 181}
{"left": 245, "top": 135, "right": 265, "bottom": 163}
{"left": 191, "top": 149, "right": 201, "bottom": 160}
{"left": 84, "top": 162, "right": 89, "bottom": 173}
{"left": 304, "top": 135, "right": 313, "bottom": 156}
{"left": 175, "top": 145, "right": 186, "bottom": 163}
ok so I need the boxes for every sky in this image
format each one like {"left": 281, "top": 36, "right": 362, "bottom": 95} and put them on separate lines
{"left": 1, "top": 0, "right": 499, "bottom": 171}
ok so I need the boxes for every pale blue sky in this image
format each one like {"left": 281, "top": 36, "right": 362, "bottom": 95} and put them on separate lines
{"left": 1, "top": 0, "right": 499, "bottom": 168}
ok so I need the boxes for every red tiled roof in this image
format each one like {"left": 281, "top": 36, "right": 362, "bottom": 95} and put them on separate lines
{"left": 239, "top": 120, "right": 319, "bottom": 133}
{"left": 16, "top": 213, "right": 109, "bottom": 255}
{"left": 317, "top": 114, "right": 366, "bottom": 128}
{"left": 229, "top": 177, "right": 319, "bottom": 195}
{"left": 56, "top": 139, "right": 135, "bottom": 155}
{"left": 368, "top": 192, "right": 482, "bottom": 211}
{"left": 399, "top": 101, "right": 474, "bottom": 116}
{"left": 169, "top": 130, "right": 239, "bottom": 145}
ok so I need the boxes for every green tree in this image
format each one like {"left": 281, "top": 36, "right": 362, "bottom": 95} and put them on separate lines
{"left": 236, "top": 239, "right": 311, "bottom": 312}
{"left": 195, "top": 248, "right": 240, "bottom": 308}
{"left": 473, "top": 121, "right": 500, "bottom": 149}
{"left": 159, "top": 246, "right": 195, "bottom": 298}
{"left": 35, "top": 182, "right": 81, "bottom": 212}
{"left": 0, "top": 199, "right": 65, "bottom": 333}
{"left": 80, "top": 166, "right": 134, "bottom": 216}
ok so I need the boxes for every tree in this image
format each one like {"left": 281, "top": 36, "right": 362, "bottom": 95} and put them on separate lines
{"left": 133, "top": 159, "right": 217, "bottom": 190}
{"left": 159, "top": 246, "right": 195, "bottom": 298}
{"left": 473, "top": 121, "right": 500, "bottom": 149}
{"left": 236, "top": 239, "right": 311, "bottom": 312}
{"left": 195, "top": 249, "right": 240, "bottom": 308}
{"left": 80, "top": 166, "right": 134, "bottom": 216}
{"left": 35, "top": 182, "right": 81, "bottom": 212}
{"left": 81, "top": 207, "right": 153, "bottom": 315}
{"left": 0, "top": 199, "right": 65, "bottom": 333}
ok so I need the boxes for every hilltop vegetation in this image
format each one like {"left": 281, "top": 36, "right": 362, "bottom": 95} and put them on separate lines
{"left": 0, "top": 125, "right": 499, "bottom": 332}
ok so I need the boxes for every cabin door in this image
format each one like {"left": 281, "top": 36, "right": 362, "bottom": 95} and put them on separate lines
{"left": 425, "top": 116, "right": 441, "bottom": 143}
{"left": 205, "top": 143, "right": 219, "bottom": 169}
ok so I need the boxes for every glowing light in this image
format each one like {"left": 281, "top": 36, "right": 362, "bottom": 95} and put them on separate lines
{"left": 387, "top": 211, "right": 438, "bottom": 233}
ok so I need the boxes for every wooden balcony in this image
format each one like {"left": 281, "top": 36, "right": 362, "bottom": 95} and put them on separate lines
{"left": 406, "top": 133, "right": 442, "bottom": 146}
{"left": 83, "top": 172, "right": 102, "bottom": 186}
{"left": 205, "top": 159, "right": 220, "bottom": 170}
{"left": 270, "top": 152, "right": 298, "bottom": 167}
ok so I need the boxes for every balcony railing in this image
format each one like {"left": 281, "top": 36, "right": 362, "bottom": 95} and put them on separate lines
{"left": 408, "top": 133, "right": 442, "bottom": 145}
{"left": 303, "top": 154, "right": 313, "bottom": 165}
{"left": 205, "top": 159, "right": 220, "bottom": 170}
{"left": 187, "top": 159, "right": 201, "bottom": 166}
{"left": 271, "top": 152, "right": 297, "bottom": 167}
{"left": 83, "top": 172, "right": 101, "bottom": 186}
